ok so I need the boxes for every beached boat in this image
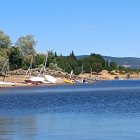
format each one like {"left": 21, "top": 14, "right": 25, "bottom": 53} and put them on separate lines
{"left": 64, "top": 79, "right": 75, "bottom": 84}
{"left": 0, "top": 81, "right": 16, "bottom": 86}
{"left": 25, "top": 53, "right": 56, "bottom": 84}
{"left": 44, "top": 75, "right": 56, "bottom": 84}
{"left": 25, "top": 76, "right": 50, "bottom": 84}
{"left": 25, "top": 54, "right": 47, "bottom": 84}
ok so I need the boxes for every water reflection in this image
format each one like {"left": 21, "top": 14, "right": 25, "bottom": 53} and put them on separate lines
{"left": 0, "top": 116, "right": 37, "bottom": 140}
{"left": 1, "top": 113, "right": 140, "bottom": 140}
{"left": 1, "top": 81, "right": 140, "bottom": 140}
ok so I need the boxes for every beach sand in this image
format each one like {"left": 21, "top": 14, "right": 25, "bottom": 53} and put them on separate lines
{"left": 0, "top": 70, "right": 140, "bottom": 88}
{"left": 0, "top": 75, "right": 65, "bottom": 88}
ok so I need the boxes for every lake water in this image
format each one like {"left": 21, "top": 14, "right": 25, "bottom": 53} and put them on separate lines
{"left": 1, "top": 80, "right": 140, "bottom": 140}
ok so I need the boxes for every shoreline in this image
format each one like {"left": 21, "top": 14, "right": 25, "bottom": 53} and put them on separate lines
{"left": 1, "top": 71, "right": 140, "bottom": 89}
{"left": 1, "top": 78, "right": 140, "bottom": 89}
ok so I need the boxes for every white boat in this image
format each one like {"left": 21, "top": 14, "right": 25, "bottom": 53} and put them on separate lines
{"left": 44, "top": 75, "right": 56, "bottom": 84}
{"left": 25, "top": 76, "right": 45, "bottom": 84}
{"left": 25, "top": 54, "right": 47, "bottom": 84}
{"left": 0, "top": 81, "right": 16, "bottom": 86}
{"left": 29, "top": 77, "right": 45, "bottom": 82}
{"left": 25, "top": 53, "right": 56, "bottom": 84}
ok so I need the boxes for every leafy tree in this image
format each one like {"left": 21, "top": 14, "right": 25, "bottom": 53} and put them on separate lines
{"left": 91, "top": 53, "right": 106, "bottom": 69}
{"left": 106, "top": 61, "right": 117, "bottom": 72}
{"left": 80, "top": 53, "right": 105, "bottom": 74}
{"left": 0, "top": 31, "right": 11, "bottom": 72}
{"left": 54, "top": 51, "right": 57, "bottom": 57}
{"left": 9, "top": 47, "right": 23, "bottom": 70}
{"left": 0, "top": 57, "right": 8, "bottom": 74}
{"left": 47, "top": 51, "right": 56, "bottom": 67}
{"left": 74, "top": 66, "right": 81, "bottom": 75}
{"left": 15, "top": 35, "right": 36, "bottom": 56}
{"left": 22, "top": 55, "right": 34, "bottom": 69}
{"left": 0, "top": 47, "right": 9, "bottom": 73}
{"left": 34, "top": 53, "right": 46, "bottom": 67}
{"left": 0, "top": 48, "right": 8, "bottom": 58}
{"left": 56, "top": 55, "right": 81, "bottom": 75}
{"left": 92, "top": 62, "right": 103, "bottom": 74}
{"left": 80, "top": 57, "right": 91, "bottom": 73}
{"left": 104, "top": 60, "right": 109, "bottom": 70}
{"left": 69, "top": 50, "right": 76, "bottom": 60}
{"left": 56, "top": 56, "right": 70, "bottom": 72}
{"left": 0, "top": 30, "right": 11, "bottom": 48}
{"left": 67, "top": 57, "right": 78, "bottom": 70}
{"left": 110, "top": 61, "right": 117, "bottom": 70}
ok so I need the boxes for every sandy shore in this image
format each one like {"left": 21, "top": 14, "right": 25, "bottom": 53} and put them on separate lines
{"left": 79, "top": 70, "right": 140, "bottom": 80}
{"left": 0, "top": 70, "right": 140, "bottom": 88}
{"left": 0, "top": 75, "right": 65, "bottom": 88}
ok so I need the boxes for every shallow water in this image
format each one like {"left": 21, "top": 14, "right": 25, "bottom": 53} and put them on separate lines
{"left": 0, "top": 80, "right": 140, "bottom": 140}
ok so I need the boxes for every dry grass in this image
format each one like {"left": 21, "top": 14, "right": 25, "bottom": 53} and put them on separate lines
{"left": 79, "top": 70, "right": 140, "bottom": 80}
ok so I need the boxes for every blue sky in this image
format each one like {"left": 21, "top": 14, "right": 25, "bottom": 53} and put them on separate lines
{"left": 1, "top": 0, "right": 140, "bottom": 57}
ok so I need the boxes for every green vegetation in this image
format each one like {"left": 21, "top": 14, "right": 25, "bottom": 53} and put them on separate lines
{"left": 0, "top": 30, "right": 140, "bottom": 75}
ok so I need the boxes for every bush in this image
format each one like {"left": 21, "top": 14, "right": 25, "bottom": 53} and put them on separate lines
{"left": 110, "top": 72, "right": 115, "bottom": 75}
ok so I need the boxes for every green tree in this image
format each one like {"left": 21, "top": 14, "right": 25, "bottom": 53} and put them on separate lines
{"left": 15, "top": 35, "right": 36, "bottom": 56}
{"left": 0, "top": 48, "right": 8, "bottom": 58}
{"left": 0, "top": 31, "right": 11, "bottom": 72}
{"left": 56, "top": 55, "right": 80, "bottom": 74}
{"left": 92, "top": 62, "right": 103, "bottom": 74}
{"left": 34, "top": 53, "right": 46, "bottom": 67}
{"left": 80, "top": 53, "right": 105, "bottom": 74}
{"left": 0, "top": 30, "right": 11, "bottom": 48}
{"left": 54, "top": 51, "right": 57, "bottom": 57}
{"left": 110, "top": 61, "right": 117, "bottom": 70}
{"left": 56, "top": 56, "right": 70, "bottom": 72}
{"left": 47, "top": 51, "right": 56, "bottom": 67}
{"left": 9, "top": 47, "right": 23, "bottom": 70}
{"left": 22, "top": 55, "right": 34, "bottom": 69}
{"left": 69, "top": 50, "right": 76, "bottom": 60}
{"left": 80, "top": 57, "right": 91, "bottom": 73}
{"left": 0, "top": 57, "right": 8, "bottom": 74}
{"left": 74, "top": 66, "right": 81, "bottom": 75}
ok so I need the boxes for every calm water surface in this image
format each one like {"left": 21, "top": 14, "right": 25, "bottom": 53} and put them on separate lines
{"left": 0, "top": 80, "right": 140, "bottom": 140}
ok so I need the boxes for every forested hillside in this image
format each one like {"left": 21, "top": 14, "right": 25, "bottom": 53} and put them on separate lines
{"left": 103, "top": 56, "right": 140, "bottom": 69}
{"left": 77, "top": 55, "right": 140, "bottom": 69}
{"left": 1, "top": 30, "right": 140, "bottom": 76}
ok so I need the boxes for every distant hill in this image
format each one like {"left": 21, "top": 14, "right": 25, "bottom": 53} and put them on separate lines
{"left": 103, "top": 56, "right": 140, "bottom": 69}
{"left": 76, "top": 55, "right": 140, "bottom": 69}
{"left": 76, "top": 55, "right": 88, "bottom": 60}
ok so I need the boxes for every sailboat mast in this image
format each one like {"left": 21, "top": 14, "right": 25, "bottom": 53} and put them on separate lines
{"left": 44, "top": 53, "right": 48, "bottom": 69}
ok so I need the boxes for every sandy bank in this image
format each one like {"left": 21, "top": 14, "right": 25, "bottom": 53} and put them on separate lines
{"left": 0, "top": 70, "right": 140, "bottom": 88}
{"left": 0, "top": 75, "right": 65, "bottom": 88}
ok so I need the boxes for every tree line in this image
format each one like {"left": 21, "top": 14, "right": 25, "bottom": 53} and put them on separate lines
{"left": 0, "top": 30, "right": 137, "bottom": 75}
